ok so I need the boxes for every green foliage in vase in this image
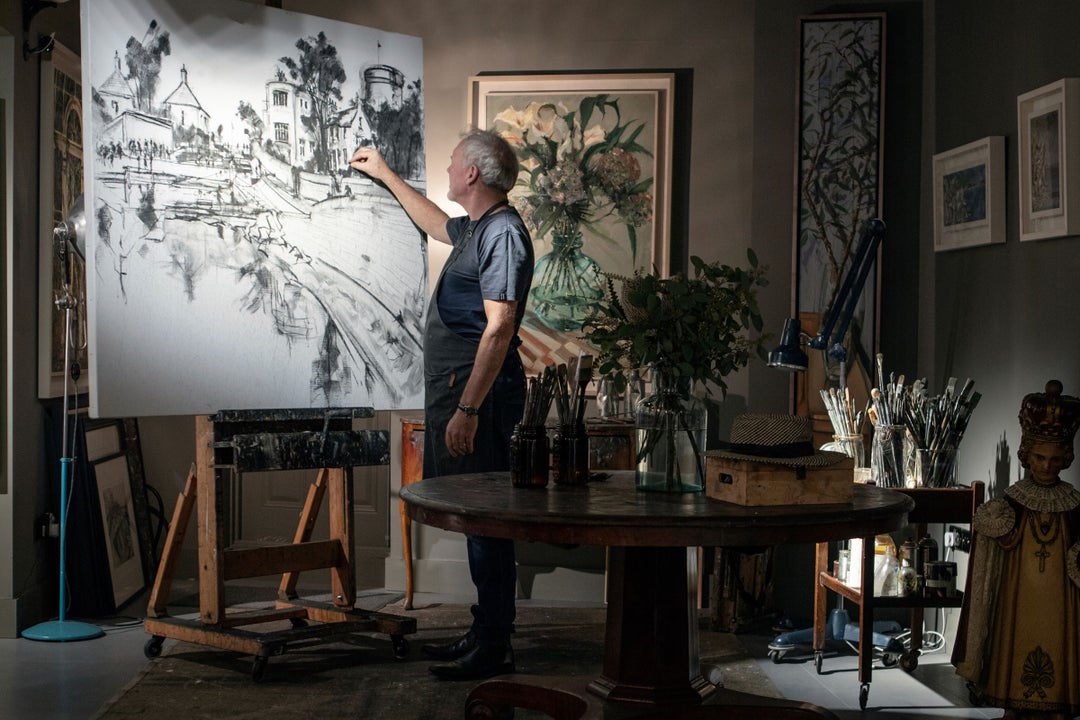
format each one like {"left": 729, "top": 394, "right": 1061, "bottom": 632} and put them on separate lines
{"left": 582, "top": 250, "right": 769, "bottom": 397}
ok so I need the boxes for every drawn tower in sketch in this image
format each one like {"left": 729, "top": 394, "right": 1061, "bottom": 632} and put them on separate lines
{"left": 363, "top": 64, "right": 404, "bottom": 110}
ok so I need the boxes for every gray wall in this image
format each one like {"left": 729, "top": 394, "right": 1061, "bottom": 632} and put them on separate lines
{"left": 930, "top": 0, "right": 1080, "bottom": 499}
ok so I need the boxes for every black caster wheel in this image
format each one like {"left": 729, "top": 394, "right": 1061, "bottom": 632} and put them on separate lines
{"left": 391, "top": 633, "right": 409, "bottom": 659}
{"left": 881, "top": 652, "right": 899, "bottom": 668}
{"left": 900, "top": 651, "right": 919, "bottom": 672}
{"left": 251, "top": 655, "right": 269, "bottom": 683}
{"left": 767, "top": 649, "right": 781, "bottom": 664}
{"left": 859, "top": 683, "right": 870, "bottom": 710}
{"left": 814, "top": 651, "right": 824, "bottom": 675}
{"left": 143, "top": 636, "right": 164, "bottom": 658}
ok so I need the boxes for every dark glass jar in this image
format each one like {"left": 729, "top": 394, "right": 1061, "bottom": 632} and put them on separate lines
{"left": 552, "top": 423, "right": 589, "bottom": 486}
{"left": 510, "top": 424, "right": 550, "bottom": 488}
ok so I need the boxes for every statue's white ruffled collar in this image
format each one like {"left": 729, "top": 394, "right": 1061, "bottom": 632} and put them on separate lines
{"left": 1005, "top": 477, "right": 1080, "bottom": 513}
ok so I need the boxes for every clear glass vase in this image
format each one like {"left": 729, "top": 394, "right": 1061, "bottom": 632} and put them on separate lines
{"left": 634, "top": 371, "right": 707, "bottom": 492}
{"left": 530, "top": 228, "right": 603, "bottom": 332}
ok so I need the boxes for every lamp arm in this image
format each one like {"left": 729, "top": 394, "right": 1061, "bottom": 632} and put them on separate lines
{"left": 809, "top": 218, "right": 885, "bottom": 355}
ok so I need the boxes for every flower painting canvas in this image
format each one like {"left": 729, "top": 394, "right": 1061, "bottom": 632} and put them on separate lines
{"left": 470, "top": 73, "right": 674, "bottom": 373}
{"left": 80, "top": 0, "right": 426, "bottom": 416}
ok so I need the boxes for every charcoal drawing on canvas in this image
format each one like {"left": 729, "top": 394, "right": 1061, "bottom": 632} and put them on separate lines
{"left": 81, "top": 0, "right": 426, "bottom": 416}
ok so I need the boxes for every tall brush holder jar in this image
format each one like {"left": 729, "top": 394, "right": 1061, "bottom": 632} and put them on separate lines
{"left": 552, "top": 422, "right": 589, "bottom": 486}
{"left": 510, "top": 424, "right": 550, "bottom": 488}
{"left": 871, "top": 424, "right": 907, "bottom": 488}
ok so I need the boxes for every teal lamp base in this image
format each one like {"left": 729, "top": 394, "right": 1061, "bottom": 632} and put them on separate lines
{"left": 22, "top": 619, "right": 105, "bottom": 642}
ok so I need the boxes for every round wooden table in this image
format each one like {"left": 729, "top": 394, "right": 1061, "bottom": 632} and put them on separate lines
{"left": 402, "top": 472, "right": 913, "bottom": 719}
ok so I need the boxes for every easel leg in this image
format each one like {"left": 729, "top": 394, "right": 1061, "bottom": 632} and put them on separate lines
{"left": 279, "top": 468, "right": 330, "bottom": 601}
{"left": 146, "top": 465, "right": 198, "bottom": 618}
{"left": 196, "top": 415, "right": 225, "bottom": 625}
{"left": 328, "top": 467, "right": 355, "bottom": 608}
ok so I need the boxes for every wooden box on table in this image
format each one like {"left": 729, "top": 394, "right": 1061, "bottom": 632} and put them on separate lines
{"left": 703, "top": 452, "right": 854, "bottom": 506}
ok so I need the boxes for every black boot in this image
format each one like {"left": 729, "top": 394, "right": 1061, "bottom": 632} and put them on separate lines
{"left": 421, "top": 630, "right": 477, "bottom": 661}
{"left": 428, "top": 642, "right": 515, "bottom": 681}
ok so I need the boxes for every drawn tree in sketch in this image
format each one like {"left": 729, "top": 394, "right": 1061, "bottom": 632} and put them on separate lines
{"left": 123, "top": 20, "right": 171, "bottom": 113}
{"left": 366, "top": 78, "right": 425, "bottom": 181}
{"left": 279, "top": 32, "right": 346, "bottom": 175}
{"left": 237, "top": 100, "right": 264, "bottom": 142}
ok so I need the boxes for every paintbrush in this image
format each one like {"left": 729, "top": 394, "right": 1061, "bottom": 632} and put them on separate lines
{"left": 573, "top": 353, "right": 593, "bottom": 426}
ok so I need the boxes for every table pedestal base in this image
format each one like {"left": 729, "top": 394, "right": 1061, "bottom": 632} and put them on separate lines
{"left": 465, "top": 547, "right": 839, "bottom": 719}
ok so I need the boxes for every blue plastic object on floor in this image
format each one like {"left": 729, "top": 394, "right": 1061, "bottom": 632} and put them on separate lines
{"left": 766, "top": 607, "right": 904, "bottom": 661}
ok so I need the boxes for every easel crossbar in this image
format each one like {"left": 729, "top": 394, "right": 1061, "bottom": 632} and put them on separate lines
{"left": 222, "top": 540, "right": 344, "bottom": 581}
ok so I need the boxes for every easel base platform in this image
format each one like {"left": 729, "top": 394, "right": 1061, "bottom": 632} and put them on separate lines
{"left": 465, "top": 673, "right": 840, "bottom": 720}
{"left": 141, "top": 411, "right": 412, "bottom": 682}
{"left": 143, "top": 600, "right": 414, "bottom": 681}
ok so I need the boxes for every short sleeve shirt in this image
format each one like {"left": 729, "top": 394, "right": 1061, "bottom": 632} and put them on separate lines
{"left": 437, "top": 207, "right": 533, "bottom": 342}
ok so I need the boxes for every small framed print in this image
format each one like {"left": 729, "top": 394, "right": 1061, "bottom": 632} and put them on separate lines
{"left": 932, "top": 136, "right": 1005, "bottom": 251}
{"left": 1017, "top": 78, "right": 1080, "bottom": 241}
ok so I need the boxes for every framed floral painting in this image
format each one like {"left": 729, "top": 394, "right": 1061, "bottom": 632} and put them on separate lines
{"left": 468, "top": 72, "right": 675, "bottom": 373}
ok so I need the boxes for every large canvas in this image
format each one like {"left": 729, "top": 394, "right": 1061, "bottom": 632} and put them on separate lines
{"left": 81, "top": 0, "right": 426, "bottom": 417}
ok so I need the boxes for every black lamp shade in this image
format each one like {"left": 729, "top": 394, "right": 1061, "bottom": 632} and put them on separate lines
{"left": 766, "top": 317, "right": 809, "bottom": 371}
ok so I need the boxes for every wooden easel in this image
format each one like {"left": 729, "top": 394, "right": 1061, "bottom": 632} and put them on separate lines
{"left": 142, "top": 409, "right": 415, "bottom": 681}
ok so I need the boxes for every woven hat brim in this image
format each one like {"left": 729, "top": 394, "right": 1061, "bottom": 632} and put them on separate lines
{"left": 705, "top": 448, "right": 850, "bottom": 468}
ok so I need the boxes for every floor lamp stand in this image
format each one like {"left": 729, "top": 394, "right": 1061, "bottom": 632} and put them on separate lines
{"left": 23, "top": 267, "right": 104, "bottom": 642}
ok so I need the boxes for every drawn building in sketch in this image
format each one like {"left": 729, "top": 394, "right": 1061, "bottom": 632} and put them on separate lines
{"left": 162, "top": 65, "right": 210, "bottom": 140}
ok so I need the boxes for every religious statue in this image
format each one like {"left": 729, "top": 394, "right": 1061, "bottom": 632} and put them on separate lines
{"left": 954, "top": 380, "right": 1080, "bottom": 719}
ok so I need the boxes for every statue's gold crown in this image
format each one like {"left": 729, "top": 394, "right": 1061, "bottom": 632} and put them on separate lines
{"left": 1019, "top": 380, "right": 1080, "bottom": 445}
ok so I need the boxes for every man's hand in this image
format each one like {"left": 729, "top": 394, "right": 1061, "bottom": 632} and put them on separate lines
{"left": 446, "top": 411, "right": 478, "bottom": 457}
{"left": 350, "top": 147, "right": 390, "bottom": 181}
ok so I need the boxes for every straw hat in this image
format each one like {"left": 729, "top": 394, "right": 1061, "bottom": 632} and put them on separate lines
{"left": 708, "top": 413, "right": 849, "bottom": 468}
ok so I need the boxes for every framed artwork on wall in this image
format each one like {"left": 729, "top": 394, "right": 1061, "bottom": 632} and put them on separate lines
{"left": 792, "top": 13, "right": 885, "bottom": 384}
{"left": 932, "top": 136, "right": 1006, "bottom": 251}
{"left": 1017, "top": 78, "right": 1080, "bottom": 241}
{"left": 36, "top": 41, "right": 86, "bottom": 399}
{"left": 468, "top": 72, "right": 675, "bottom": 373}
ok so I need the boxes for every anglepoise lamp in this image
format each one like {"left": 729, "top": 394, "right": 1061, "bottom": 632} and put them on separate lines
{"left": 767, "top": 218, "right": 886, "bottom": 377}
{"left": 23, "top": 196, "right": 104, "bottom": 642}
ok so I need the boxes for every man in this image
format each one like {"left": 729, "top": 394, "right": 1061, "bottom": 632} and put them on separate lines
{"left": 350, "top": 130, "right": 532, "bottom": 681}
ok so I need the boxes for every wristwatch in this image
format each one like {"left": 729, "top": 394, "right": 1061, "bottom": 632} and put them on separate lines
{"left": 457, "top": 403, "right": 480, "bottom": 417}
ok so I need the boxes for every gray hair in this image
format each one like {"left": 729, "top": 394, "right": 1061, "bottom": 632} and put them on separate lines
{"left": 459, "top": 129, "right": 519, "bottom": 192}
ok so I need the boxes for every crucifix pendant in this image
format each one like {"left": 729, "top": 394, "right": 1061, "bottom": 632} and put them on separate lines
{"left": 1035, "top": 543, "right": 1051, "bottom": 572}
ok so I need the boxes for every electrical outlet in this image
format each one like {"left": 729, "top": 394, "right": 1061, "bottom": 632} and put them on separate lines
{"left": 34, "top": 513, "right": 56, "bottom": 540}
{"left": 947, "top": 524, "right": 972, "bottom": 552}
